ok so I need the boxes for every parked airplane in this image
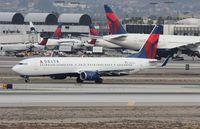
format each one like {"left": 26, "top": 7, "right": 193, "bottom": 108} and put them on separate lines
{"left": 12, "top": 25, "right": 162, "bottom": 83}
{"left": 88, "top": 24, "right": 122, "bottom": 49}
{"left": 0, "top": 22, "right": 48, "bottom": 54}
{"left": 0, "top": 38, "right": 48, "bottom": 54}
{"left": 36, "top": 23, "right": 84, "bottom": 49}
{"left": 103, "top": 4, "right": 200, "bottom": 59}
{"left": 30, "top": 21, "right": 62, "bottom": 39}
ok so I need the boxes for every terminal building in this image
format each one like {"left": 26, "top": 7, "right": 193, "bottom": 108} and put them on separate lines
{"left": 126, "top": 24, "right": 164, "bottom": 34}
{"left": 126, "top": 18, "right": 200, "bottom": 36}
{"left": 164, "top": 18, "right": 200, "bottom": 36}
{"left": 0, "top": 12, "right": 92, "bottom": 44}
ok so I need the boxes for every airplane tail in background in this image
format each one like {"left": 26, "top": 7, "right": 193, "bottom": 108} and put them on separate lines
{"left": 88, "top": 24, "right": 99, "bottom": 45}
{"left": 29, "top": 21, "right": 36, "bottom": 32}
{"left": 104, "top": 4, "right": 127, "bottom": 35}
{"left": 89, "top": 24, "right": 99, "bottom": 36}
{"left": 129, "top": 25, "right": 161, "bottom": 59}
{"left": 38, "top": 38, "right": 48, "bottom": 46}
{"left": 52, "top": 23, "right": 62, "bottom": 39}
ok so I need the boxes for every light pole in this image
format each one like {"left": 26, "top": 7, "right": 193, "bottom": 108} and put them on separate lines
{"left": 163, "top": 1, "right": 175, "bottom": 17}
{"left": 149, "top": 2, "right": 158, "bottom": 16}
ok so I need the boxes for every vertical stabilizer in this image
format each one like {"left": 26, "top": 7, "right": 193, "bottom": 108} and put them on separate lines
{"left": 129, "top": 25, "right": 161, "bottom": 59}
{"left": 104, "top": 4, "right": 127, "bottom": 34}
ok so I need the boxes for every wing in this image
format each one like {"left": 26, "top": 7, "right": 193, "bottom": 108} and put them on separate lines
{"left": 80, "top": 34, "right": 102, "bottom": 39}
{"left": 159, "top": 41, "right": 200, "bottom": 50}
{"left": 106, "top": 35, "right": 127, "bottom": 41}
{"left": 178, "top": 42, "right": 200, "bottom": 50}
{"left": 77, "top": 69, "right": 135, "bottom": 76}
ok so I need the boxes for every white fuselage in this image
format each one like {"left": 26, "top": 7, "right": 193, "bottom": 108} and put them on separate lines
{"left": 95, "top": 39, "right": 122, "bottom": 49}
{"left": 12, "top": 57, "right": 156, "bottom": 76}
{"left": 0, "top": 43, "right": 44, "bottom": 52}
{"left": 46, "top": 38, "right": 83, "bottom": 49}
{"left": 103, "top": 34, "right": 200, "bottom": 50}
{"left": 0, "top": 44, "right": 28, "bottom": 51}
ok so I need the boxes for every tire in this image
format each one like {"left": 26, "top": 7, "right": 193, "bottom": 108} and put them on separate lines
{"left": 95, "top": 78, "right": 103, "bottom": 84}
{"left": 76, "top": 77, "right": 83, "bottom": 83}
{"left": 25, "top": 77, "right": 30, "bottom": 83}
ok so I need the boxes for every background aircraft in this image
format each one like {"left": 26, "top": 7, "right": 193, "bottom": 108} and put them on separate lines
{"left": 103, "top": 4, "right": 200, "bottom": 59}
{"left": 87, "top": 24, "right": 122, "bottom": 49}
{"left": 41, "top": 23, "right": 84, "bottom": 50}
{"left": 0, "top": 37, "right": 48, "bottom": 54}
{"left": 30, "top": 22, "right": 85, "bottom": 50}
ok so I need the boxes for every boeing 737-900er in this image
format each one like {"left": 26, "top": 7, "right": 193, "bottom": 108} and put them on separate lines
{"left": 12, "top": 25, "right": 164, "bottom": 83}
{"left": 103, "top": 4, "right": 200, "bottom": 59}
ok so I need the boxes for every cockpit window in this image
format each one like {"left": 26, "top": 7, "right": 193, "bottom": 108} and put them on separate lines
{"left": 18, "top": 63, "right": 28, "bottom": 65}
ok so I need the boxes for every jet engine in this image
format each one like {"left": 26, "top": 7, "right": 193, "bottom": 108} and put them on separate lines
{"left": 80, "top": 71, "right": 100, "bottom": 81}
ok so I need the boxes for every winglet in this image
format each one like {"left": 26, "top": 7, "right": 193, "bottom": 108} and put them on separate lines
{"left": 29, "top": 21, "right": 36, "bottom": 32}
{"left": 104, "top": 4, "right": 127, "bottom": 34}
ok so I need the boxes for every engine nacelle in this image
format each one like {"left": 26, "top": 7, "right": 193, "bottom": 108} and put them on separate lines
{"left": 50, "top": 74, "right": 67, "bottom": 79}
{"left": 80, "top": 71, "right": 100, "bottom": 81}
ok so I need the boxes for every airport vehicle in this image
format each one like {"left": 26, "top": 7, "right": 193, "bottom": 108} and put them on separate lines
{"left": 103, "top": 4, "right": 200, "bottom": 59}
{"left": 12, "top": 25, "right": 162, "bottom": 83}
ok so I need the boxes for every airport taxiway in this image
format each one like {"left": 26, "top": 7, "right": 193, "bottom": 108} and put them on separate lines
{"left": 0, "top": 83, "right": 200, "bottom": 107}
{"left": 0, "top": 56, "right": 200, "bottom": 106}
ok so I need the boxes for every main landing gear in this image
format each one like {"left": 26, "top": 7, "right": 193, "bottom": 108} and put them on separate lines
{"left": 95, "top": 78, "right": 103, "bottom": 84}
{"left": 76, "top": 77, "right": 83, "bottom": 83}
{"left": 76, "top": 77, "right": 103, "bottom": 84}
{"left": 24, "top": 76, "right": 30, "bottom": 83}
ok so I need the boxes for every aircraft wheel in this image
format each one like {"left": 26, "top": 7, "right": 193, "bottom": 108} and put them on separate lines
{"left": 76, "top": 77, "right": 83, "bottom": 83}
{"left": 95, "top": 78, "right": 103, "bottom": 84}
{"left": 25, "top": 76, "right": 30, "bottom": 83}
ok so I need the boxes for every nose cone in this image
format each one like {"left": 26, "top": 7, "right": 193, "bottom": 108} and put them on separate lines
{"left": 12, "top": 65, "right": 20, "bottom": 74}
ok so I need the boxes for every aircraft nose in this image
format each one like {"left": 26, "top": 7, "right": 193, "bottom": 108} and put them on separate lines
{"left": 12, "top": 65, "right": 20, "bottom": 73}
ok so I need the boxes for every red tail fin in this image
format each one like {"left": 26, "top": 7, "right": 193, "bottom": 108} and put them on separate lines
{"left": 104, "top": 5, "right": 127, "bottom": 34}
{"left": 39, "top": 38, "right": 48, "bottom": 46}
{"left": 89, "top": 24, "right": 99, "bottom": 36}
{"left": 89, "top": 24, "right": 99, "bottom": 45}
{"left": 53, "top": 23, "right": 62, "bottom": 39}
{"left": 89, "top": 39, "right": 97, "bottom": 45}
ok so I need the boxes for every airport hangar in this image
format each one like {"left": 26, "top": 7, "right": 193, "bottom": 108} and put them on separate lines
{"left": 0, "top": 12, "right": 92, "bottom": 44}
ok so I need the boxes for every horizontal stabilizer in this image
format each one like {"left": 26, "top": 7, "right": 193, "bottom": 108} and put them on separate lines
{"left": 161, "top": 55, "right": 171, "bottom": 67}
